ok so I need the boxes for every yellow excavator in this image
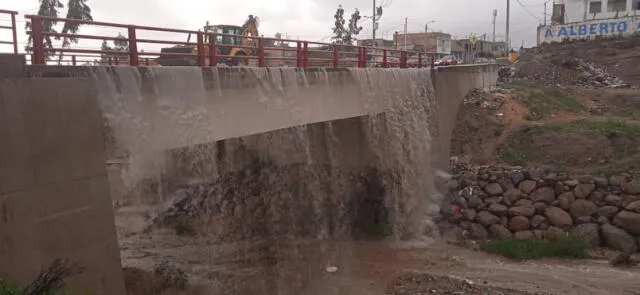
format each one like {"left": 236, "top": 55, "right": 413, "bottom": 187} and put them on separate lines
{"left": 155, "top": 15, "right": 260, "bottom": 66}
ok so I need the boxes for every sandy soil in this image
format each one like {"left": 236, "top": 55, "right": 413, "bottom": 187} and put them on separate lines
{"left": 116, "top": 207, "right": 640, "bottom": 295}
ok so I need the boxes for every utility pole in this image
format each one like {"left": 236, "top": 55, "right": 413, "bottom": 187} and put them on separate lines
{"left": 404, "top": 17, "right": 408, "bottom": 50}
{"left": 372, "top": 0, "right": 376, "bottom": 44}
{"left": 506, "top": 0, "right": 510, "bottom": 56}
{"left": 492, "top": 9, "right": 497, "bottom": 43}
{"left": 544, "top": 1, "right": 548, "bottom": 25}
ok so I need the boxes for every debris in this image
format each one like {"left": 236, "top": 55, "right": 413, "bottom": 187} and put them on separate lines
{"left": 325, "top": 266, "right": 339, "bottom": 273}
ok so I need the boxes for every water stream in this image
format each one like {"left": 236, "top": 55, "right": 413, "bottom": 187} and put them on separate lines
{"left": 94, "top": 66, "right": 440, "bottom": 294}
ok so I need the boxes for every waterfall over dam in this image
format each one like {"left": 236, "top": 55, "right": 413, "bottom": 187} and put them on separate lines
{"left": 0, "top": 55, "right": 499, "bottom": 295}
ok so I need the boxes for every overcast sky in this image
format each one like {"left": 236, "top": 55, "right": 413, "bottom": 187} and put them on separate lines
{"left": 0, "top": 0, "right": 549, "bottom": 57}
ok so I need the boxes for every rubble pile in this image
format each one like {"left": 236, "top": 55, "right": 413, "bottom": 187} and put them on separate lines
{"left": 446, "top": 165, "right": 640, "bottom": 256}
{"left": 515, "top": 55, "right": 630, "bottom": 89}
{"left": 575, "top": 59, "right": 630, "bottom": 88}
{"left": 149, "top": 160, "right": 395, "bottom": 241}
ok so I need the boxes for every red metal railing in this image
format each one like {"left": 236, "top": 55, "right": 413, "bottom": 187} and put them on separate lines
{"left": 23, "top": 14, "right": 436, "bottom": 68}
{"left": 0, "top": 9, "right": 18, "bottom": 54}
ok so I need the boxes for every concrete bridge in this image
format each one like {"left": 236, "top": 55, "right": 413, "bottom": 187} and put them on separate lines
{"left": 0, "top": 53, "right": 499, "bottom": 294}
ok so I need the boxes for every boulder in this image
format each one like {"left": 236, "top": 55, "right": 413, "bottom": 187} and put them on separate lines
{"left": 510, "top": 171, "right": 525, "bottom": 185}
{"left": 564, "top": 179, "right": 579, "bottom": 187}
{"left": 604, "top": 195, "right": 623, "bottom": 207}
{"left": 594, "top": 177, "right": 608, "bottom": 189}
{"left": 484, "top": 196, "right": 504, "bottom": 204}
{"left": 534, "top": 202, "right": 548, "bottom": 214}
{"left": 509, "top": 216, "right": 531, "bottom": 232}
{"left": 514, "top": 231, "right": 534, "bottom": 240}
{"left": 608, "top": 175, "right": 625, "bottom": 187}
{"left": 514, "top": 199, "right": 533, "bottom": 207}
{"left": 488, "top": 204, "right": 508, "bottom": 216}
{"left": 504, "top": 188, "right": 522, "bottom": 203}
{"left": 508, "top": 205, "right": 536, "bottom": 217}
{"left": 485, "top": 183, "right": 504, "bottom": 195}
{"left": 544, "top": 226, "right": 567, "bottom": 241}
{"left": 557, "top": 192, "right": 575, "bottom": 210}
{"left": 533, "top": 229, "right": 544, "bottom": 239}
{"left": 531, "top": 187, "right": 555, "bottom": 204}
{"left": 624, "top": 180, "right": 640, "bottom": 195}
{"left": 519, "top": 180, "right": 537, "bottom": 194}
{"left": 530, "top": 215, "right": 548, "bottom": 228}
{"left": 570, "top": 223, "right": 601, "bottom": 248}
{"left": 462, "top": 208, "right": 477, "bottom": 221}
{"left": 469, "top": 223, "right": 489, "bottom": 240}
{"left": 612, "top": 210, "right": 640, "bottom": 236}
{"left": 574, "top": 183, "right": 596, "bottom": 199}
{"left": 597, "top": 206, "right": 619, "bottom": 218}
{"left": 597, "top": 216, "right": 610, "bottom": 225}
{"left": 625, "top": 200, "right": 640, "bottom": 213}
{"left": 569, "top": 199, "right": 598, "bottom": 218}
{"left": 468, "top": 195, "right": 484, "bottom": 209}
{"left": 489, "top": 224, "right": 512, "bottom": 239}
{"left": 544, "top": 206, "right": 573, "bottom": 229}
{"left": 576, "top": 216, "right": 595, "bottom": 224}
{"left": 476, "top": 211, "right": 501, "bottom": 226}
{"left": 600, "top": 224, "right": 638, "bottom": 254}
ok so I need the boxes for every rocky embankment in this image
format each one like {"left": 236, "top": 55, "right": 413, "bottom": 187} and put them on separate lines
{"left": 447, "top": 164, "right": 640, "bottom": 254}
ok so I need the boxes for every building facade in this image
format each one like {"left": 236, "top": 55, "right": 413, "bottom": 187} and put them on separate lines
{"left": 556, "top": 0, "right": 640, "bottom": 23}
{"left": 392, "top": 32, "right": 452, "bottom": 57}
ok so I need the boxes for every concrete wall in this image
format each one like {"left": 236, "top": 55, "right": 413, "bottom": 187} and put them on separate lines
{"left": 0, "top": 55, "right": 125, "bottom": 294}
{"left": 431, "top": 64, "right": 500, "bottom": 171}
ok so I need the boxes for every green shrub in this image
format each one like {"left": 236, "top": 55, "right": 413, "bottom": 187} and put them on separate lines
{"left": 481, "top": 237, "right": 588, "bottom": 260}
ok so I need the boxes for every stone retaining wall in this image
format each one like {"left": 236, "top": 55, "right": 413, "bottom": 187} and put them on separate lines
{"left": 447, "top": 165, "right": 640, "bottom": 254}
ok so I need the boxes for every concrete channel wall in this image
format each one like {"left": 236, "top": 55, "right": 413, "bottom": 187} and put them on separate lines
{"left": 0, "top": 56, "right": 125, "bottom": 294}
{"left": 0, "top": 53, "right": 499, "bottom": 294}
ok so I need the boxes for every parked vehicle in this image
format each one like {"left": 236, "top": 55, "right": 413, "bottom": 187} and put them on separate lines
{"left": 434, "top": 55, "right": 458, "bottom": 66}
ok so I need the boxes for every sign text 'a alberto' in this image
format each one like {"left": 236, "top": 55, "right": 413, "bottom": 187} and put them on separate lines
{"left": 538, "top": 17, "right": 639, "bottom": 44}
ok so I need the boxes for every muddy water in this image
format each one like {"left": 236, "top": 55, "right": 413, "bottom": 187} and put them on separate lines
{"left": 97, "top": 67, "right": 443, "bottom": 294}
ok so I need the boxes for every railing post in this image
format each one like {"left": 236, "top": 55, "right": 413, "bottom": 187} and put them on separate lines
{"left": 10, "top": 13, "right": 18, "bottom": 55}
{"left": 332, "top": 44, "right": 339, "bottom": 68}
{"left": 145, "top": 58, "right": 150, "bottom": 66}
{"left": 31, "top": 16, "right": 46, "bottom": 65}
{"left": 296, "top": 42, "right": 302, "bottom": 68}
{"left": 418, "top": 53, "right": 423, "bottom": 68}
{"left": 303, "top": 41, "right": 309, "bottom": 68}
{"left": 108, "top": 56, "right": 112, "bottom": 66}
{"left": 209, "top": 33, "right": 217, "bottom": 67}
{"left": 400, "top": 51, "right": 408, "bottom": 68}
{"left": 127, "top": 26, "right": 139, "bottom": 66}
{"left": 71, "top": 55, "right": 76, "bottom": 66}
{"left": 431, "top": 54, "right": 435, "bottom": 68}
{"left": 196, "top": 31, "right": 205, "bottom": 66}
{"left": 258, "top": 38, "right": 265, "bottom": 67}
{"left": 382, "top": 49, "right": 388, "bottom": 68}
{"left": 360, "top": 47, "right": 367, "bottom": 68}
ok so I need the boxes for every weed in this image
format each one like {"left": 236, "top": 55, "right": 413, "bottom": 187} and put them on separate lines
{"left": 515, "top": 86, "right": 585, "bottom": 120}
{"left": 1, "top": 259, "right": 86, "bottom": 295}
{"left": 481, "top": 237, "right": 588, "bottom": 260}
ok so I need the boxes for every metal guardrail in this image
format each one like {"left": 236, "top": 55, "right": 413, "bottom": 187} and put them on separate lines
{"left": 0, "top": 9, "right": 18, "bottom": 54}
{"left": 20, "top": 14, "right": 435, "bottom": 68}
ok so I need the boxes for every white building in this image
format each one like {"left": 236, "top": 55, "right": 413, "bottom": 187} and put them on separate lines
{"left": 556, "top": 0, "right": 640, "bottom": 23}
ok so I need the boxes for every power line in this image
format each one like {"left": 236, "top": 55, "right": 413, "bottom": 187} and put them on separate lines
{"left": 515, "top": 0, "right": 544, "bottom": 21}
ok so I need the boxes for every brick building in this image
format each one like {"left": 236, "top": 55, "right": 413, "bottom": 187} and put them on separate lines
{"left": 392, "top": 32, "right": 452, "bottom": 57}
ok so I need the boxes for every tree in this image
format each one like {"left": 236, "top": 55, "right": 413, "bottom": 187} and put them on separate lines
{"left": 331, "top": 5, "right": 346, "bottom": 45}
{"left": 100, "top": 33, "right": 128, "bottom": 64}
{"left": 344, "top": 9, "right": 363, "bottom": 45}
{"left": 57, "top": 0, "right": 93, "bottom": 64}
{"left": 25, "top": 0, "right": 64, "bottom": 59}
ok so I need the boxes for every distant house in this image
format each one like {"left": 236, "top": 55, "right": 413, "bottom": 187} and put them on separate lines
{"left": 392, "top": 32, "right": 452, "bottom": 58}
{"left": 555, "top": 0, "right": 640, "bottom": 24}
